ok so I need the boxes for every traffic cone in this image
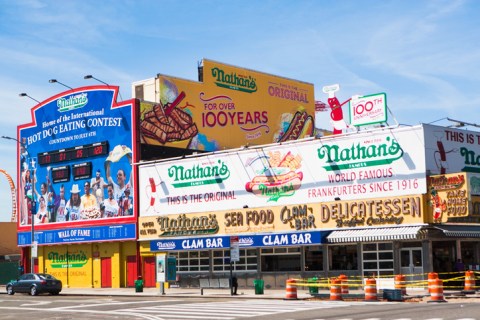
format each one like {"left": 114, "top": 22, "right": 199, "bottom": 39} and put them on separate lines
{"left": 428, "top": 272, "right": 438, "bottom": 293}
{"left": 395, "top": 274, "right": 407, "bottom": 296}
{"left": 463, "top": 270, "right": 476, "bottom": 293}
{"left": 339, "top": 274, "right": 349, "bottom": 295}
{"left": 285, "top": 279, "right": 298, "bottom": 300}
{"left": 364, "top": 278, "right": 378, "bottom": 301}
{"left": 330, "top": 278, "right": 342, "bottom": 301}
{"left": 428, "top": 278, "right": 447, "bottom": 303}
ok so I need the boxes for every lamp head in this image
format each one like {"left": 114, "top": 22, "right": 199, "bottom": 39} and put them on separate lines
{"left": 84, "top": 75, "right": 93, "bottom": 80}
{"left": 49, "top": 79, "right": 57, "bottom": 83}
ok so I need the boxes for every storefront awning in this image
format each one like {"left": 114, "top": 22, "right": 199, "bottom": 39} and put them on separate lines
{"left": 435, "top": 225, "right": 480, "bottom": 237}
{"left": 326, "top": 226, "right": 424, "bottom": 243}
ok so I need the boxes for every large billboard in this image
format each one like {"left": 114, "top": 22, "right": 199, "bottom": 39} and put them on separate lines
{"left": 424, "top": 123, "right": 480, "bottom": 174}
{"left": 139, "top": 126, "right": 427, "bottom": 216}
{"left": 139, "top": 59, "right": 316, "bottom": 151}
{"left": 17, "top": 86, "right": 138, "bottom": 246}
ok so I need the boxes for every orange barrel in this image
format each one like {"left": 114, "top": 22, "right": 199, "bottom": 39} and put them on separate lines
{"left": 429, "top": 278, "right": 447, "bottom": 303}
{"left": 339, "top": 274, "right": 349, "bottom": 294}
{"left": 464, "top": 270, "right": 476, "bottom": 291}
{"left": 364, "top": 278, "right": 378, "bottom": 301}
{"left": 428, "top": 272, "right": 438, "bottom": 293}
{"left": 395, "top": 274, "right": 407, "bottom": 295}
{"left": 330, "top": 278, "right": 342, "bottom": 301}
{"left": 285, "top": 279, "right": 298, "bottom": 300}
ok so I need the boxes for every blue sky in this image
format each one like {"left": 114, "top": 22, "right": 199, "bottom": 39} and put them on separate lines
{"left": 0, "top": 0, "right": 479, "bottom": 222}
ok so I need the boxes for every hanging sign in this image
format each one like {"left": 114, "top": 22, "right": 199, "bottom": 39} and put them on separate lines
{"left": 230, "top": 236, "right": 240, "bottom": 262}
{"left": 349, "top": 93, "right": 387, "bottom": 126}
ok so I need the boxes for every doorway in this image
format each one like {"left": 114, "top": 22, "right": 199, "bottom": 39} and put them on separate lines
{"left": 101, "top": 257, "right": 112, "bottom": 288}
{"left": 400, "top": 248, "right": 423, "bottom": 284}
{"left": 126, "top": 256, "right": 137, "bottom": 287}
{"left": 143, "top": 256, "right": 156, "bottom": 287}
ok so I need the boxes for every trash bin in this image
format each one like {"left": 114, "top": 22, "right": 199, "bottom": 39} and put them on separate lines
{"left": 253, "top": 279, "right": 264, "bottom": 295}
{"left": 134, "top": 278, "right": 144, "bottom": 293}
{"left": 382, "top": 289, "right": 403, "bottom": 301}
{"left": 308, "top": 277, "right": 318, "bottom": 294}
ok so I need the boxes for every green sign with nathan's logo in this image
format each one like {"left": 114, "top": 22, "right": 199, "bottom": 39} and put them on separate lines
{"left": 48, "top": 250, "right": 88, "bottom": 268}
{"left": 168, "top": 159, "right": 231, "bottom": 188}
{"left": 317, "top": 136, "right": 404, "bottom": 171}
{"left": 57, "top": 93, "right": 88, "bottom": 112}
{"left": 211, "top": 67, "right": 257, "bottom": 93}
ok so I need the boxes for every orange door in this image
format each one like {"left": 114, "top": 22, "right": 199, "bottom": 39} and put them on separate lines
{"left": 101, "top": 257, "right": 112, "bottom": 288}
{"left": 126, "top": 256, "right": 137, "bottom": 287}
{"left": 143, "top": 257, "right": 156, "bottom": 287}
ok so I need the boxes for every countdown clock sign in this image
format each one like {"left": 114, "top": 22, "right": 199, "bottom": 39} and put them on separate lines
{"left": 38, "top": 141, "right": 109, "bottom": 165}
{"left": 40, "top": 141, "right": 107, "bottom": 183}
{"left": 349, "top": 92, "right": 387, "bottom": 127}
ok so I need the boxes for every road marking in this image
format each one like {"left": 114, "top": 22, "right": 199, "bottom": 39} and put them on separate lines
{"left": 21, "top": 301, "right": 51, "bottom": 306}
{"left": 118, "top": 299, "right": 370, "bottom": 320}
{"left": 0, "top": 306, "right": 164, "bottom": 320}
{"left": 50, "top": 300, "right": 177, "bottom": 310}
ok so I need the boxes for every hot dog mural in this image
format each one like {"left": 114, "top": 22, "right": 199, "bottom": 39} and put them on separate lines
{"left": 245, "top": 151, "right": 303, "bottom": 202}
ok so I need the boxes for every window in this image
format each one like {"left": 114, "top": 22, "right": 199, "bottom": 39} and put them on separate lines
{"left": 135, "top": 85, "right": 144, "bottom": 100}
{"left": 261, "top": 247, "right": 301, "bottom": 272}
{"left": 305, "top": 246, "right": 323, "bottom": 271}
{"left": 329, "top": 245, "right": 358, "bottom": 270}
{"left": 170, "top": 250, "right": 210, "bottom": 272}
{"left": 362, "top": 242, "right": 393, "bottom": 276}
{"left": 212, "top": 249, "right": 257, "bottom": 272}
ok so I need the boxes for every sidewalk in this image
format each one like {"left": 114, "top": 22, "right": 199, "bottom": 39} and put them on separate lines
{"left": 2, "top": 285, "right": 480, "bottom": 302}
{"left": 60, "top": 286, "right": 311, "bottom": 299}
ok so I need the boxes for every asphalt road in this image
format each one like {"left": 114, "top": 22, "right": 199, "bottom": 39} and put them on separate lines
{"left": 0, "top": 294, "right": 479, "bottom": 320}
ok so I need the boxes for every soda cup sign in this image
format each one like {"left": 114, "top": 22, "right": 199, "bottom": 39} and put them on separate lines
{"left": 349, "top": 93, "right": 387, "bottom": 127}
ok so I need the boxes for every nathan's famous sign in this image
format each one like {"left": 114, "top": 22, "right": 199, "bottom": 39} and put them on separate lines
{"left": 138, "top": 195, "right": 426, "bottom": 241}
{"left": 139, "top": 126, "right": 427, "bottom": 216}
{"left": 139, "top": 59, "right": 316, "bottom": 151}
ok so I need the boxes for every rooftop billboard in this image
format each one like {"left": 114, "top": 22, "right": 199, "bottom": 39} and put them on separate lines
{"left": 140, "top": 59, "right": 316, "bottom": 151}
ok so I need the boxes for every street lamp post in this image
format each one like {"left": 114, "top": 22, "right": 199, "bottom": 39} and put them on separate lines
{"left": 1, "top": 135, "right": 36, "bottom": 273}
{"left": 84, "top": 74, "right": 123, "bottom": 101}
{"left": 48, "top": 79, "right": 73, "bottom": 90}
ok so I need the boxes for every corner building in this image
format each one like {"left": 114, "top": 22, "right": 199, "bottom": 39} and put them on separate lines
{"left": 137, "top": 122, "right": 480, "bottom": 289}
{"left": 16, "top": 85, "right": 140, "bottom": 288}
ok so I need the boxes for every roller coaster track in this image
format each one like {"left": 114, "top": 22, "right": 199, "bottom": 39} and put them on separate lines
{"left": 0, "top": 169, "right": 17, "bottom": 222}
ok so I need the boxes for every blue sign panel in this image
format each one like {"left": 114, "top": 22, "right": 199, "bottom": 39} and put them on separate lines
{"left": 18, "top": 223, "right": 136, "bottom": 245}
{"left": 17, "top": 86, "right": 137, "bottom": 245}
{"left": 150, "top": 231, "right": 322, "bottom": 251}
{"left": 151, "top": 236, "right": 230, "bottom": 251}
{"left": 239, "top": 231, "right": 321, "bottom": 247}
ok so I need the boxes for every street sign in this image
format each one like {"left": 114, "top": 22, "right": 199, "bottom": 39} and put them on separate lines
{"left": 230, "top": 236, "right": 239, "bottom": 262}
{"left": 31, "top": 241, "right": 38, "bottom": 258}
